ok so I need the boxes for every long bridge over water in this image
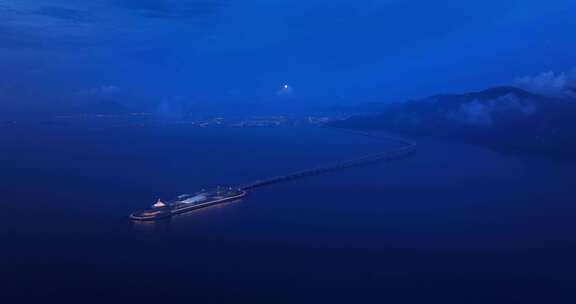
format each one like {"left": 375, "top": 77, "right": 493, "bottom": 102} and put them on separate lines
{"left": 131, "top": 128, "right": 416, "bottom": 221}
{"left": 239, "top": 129, "right": 416, "bottom": 191}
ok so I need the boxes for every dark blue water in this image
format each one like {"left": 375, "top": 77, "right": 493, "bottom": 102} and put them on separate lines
{"left": 2, "top": 121, "right": 576, "bottom": 302}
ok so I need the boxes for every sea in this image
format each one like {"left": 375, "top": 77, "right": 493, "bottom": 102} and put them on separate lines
{"left": 1, "top": 117, "right": 575, "bottom": 303}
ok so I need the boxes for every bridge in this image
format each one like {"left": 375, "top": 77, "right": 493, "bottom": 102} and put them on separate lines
{"left": 239, "top": 129, "right": 416, "bottom": 191}
{"left": 130, "top": 128, "right": 416, "bottom": 221}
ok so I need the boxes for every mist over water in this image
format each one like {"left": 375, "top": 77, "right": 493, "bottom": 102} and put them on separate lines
{"left": 2, "top": 121, "right": 575, "bottom": 301}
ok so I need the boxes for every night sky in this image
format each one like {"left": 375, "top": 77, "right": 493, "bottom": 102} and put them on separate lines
{"left": 1, "top": 0, "right": 575, "bottom": 111}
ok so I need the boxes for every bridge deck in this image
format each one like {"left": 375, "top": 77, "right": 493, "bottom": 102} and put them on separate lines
{"left": 239, "top": 131, "right": 416, "bottom": 191}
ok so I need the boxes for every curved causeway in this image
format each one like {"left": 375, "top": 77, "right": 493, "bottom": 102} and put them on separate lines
{"left": 129, "top": 129, "right": 416, "bottom": 221}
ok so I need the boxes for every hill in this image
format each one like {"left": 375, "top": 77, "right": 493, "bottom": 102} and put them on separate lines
{"left": 331, "top": 86, "right": 576, "bottom": 159}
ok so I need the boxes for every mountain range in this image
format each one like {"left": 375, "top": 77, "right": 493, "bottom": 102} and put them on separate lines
{"left": 332, "top": 86, "right": 576, "bottom": 159}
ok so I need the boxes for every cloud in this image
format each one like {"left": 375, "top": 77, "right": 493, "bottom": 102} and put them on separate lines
{"left": 514, "top": 69, "right": 576, "bottom": 98}
{"left": 88, "top": 85, "right": 122, "bottom": 99}
{"left": 0, "top": 27, "right": 43, "bottom": 49}
{"left": 32, "top": 6, "right": 93, "bottom": 23}
{"left": 0, "top": 3, "right": 99, "bottom": 50}
{"left": 114, "top": 0, "right": 228, "bottom": 20}
{"left": 154, "top": 95, "right": 191, "bottom": 120}
{"left": 447, "top": 94, "right": 538, "bottom": 127}
{"left": 452, "top": 100, "right": 493, "bottom": 126}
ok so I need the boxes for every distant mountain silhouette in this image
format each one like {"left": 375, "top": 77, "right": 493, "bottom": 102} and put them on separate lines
{"left": 332, "top": 86, "right": 576, "bottom": 159}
